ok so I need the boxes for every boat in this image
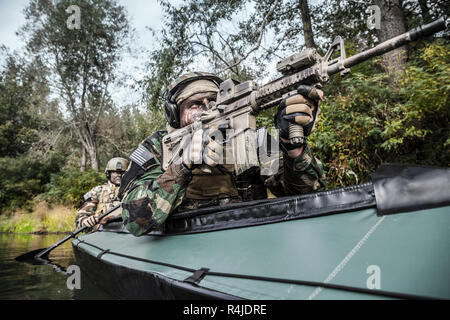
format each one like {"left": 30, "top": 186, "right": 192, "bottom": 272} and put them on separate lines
{"left": 72, "top": 163, "right": 450, "bottom": 299}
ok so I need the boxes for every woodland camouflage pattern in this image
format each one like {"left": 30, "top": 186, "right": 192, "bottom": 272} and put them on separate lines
{"left": 75, "top": 180, "right": 121, "bottom": 230}
{"left": 121, "top": 131, "right": 326, "bottom": 236}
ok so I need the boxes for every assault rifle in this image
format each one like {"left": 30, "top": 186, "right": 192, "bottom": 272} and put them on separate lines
{"left": 162, "top": 18, "right": 446, "bottom": 175}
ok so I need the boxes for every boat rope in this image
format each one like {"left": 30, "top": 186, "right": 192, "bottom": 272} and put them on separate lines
{"left": 73, "top": 238, "right": 439, "bottom": 300}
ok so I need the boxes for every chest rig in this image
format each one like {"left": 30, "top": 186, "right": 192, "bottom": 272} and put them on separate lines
{"left": 186, "top": 165, "right": 238, "bottom": 200}
{"left": 95, "top": 182, "right": 121, "bottom": 216}
{"left": 119, "top": 127, "right": 277, "bottom": 210}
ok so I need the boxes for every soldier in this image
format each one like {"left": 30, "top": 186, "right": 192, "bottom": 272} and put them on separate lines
{"left": 75, "top": 157, "right": 129, "bottom": 230}
{"left": 119, "top": 72, "right": 326, "bottom": 236}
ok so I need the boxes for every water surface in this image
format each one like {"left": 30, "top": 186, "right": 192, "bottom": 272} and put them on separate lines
{"left": 0, "top": 233, "right": 112, "bottom": 299}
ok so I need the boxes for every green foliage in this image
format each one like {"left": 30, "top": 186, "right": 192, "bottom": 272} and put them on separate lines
{"left": 21, "top": 0, "right": 131, "bottom": 170}
{"left": 309, "top": 40, "right": 450, "bottom": 188}
{"left": 0, "top": 55, "right": 42, "bottom": 157}
{"left": 97, "top": 105, "right": 166, "bottom": 162}
{"left": 256, "top": 108, "right": 276, "bottom": 131}
{"left": 0, "top": 152, "right": 64, "bottom": 213}
{"left": 0, "top": 213, "right": 36, "bottom": 233}
{"left": 0, "top": 203, "right": 76, "bottom": 233}
{"left": 43, "top": 168, "right": 106, "bottom": 206}
{"left": 1, "top": 0, "right": 448, "bottom": 221}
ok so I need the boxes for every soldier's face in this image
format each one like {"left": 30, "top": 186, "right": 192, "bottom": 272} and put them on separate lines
{"left": 179, "top": 92, "right": 217, "bottom": 127}
{"left": 110, "top": 171, "right": 123, "bottom": 186}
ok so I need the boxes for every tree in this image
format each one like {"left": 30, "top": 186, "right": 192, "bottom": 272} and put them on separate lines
{"left": 96, "top": 104, "right": 166, "bottom": 162}
{"left": 0, "top": 53, "right": 43, "bottom": 157}
{"left": 299, "top": 0, "right": 316, "bottom": 48}
{"left": 20, "top": 0, "right": 130, "bottom": 170}
{"left": 374, "top": 0, "right": 408, "bottom": 82}
{"left": 143, "top": 0, "right": 322, "bottom": 111}
{"left": 0, "top": 50, "right": 66, "bottom": 213}
{"left": 314, "top": 0, "right": 378, "bottom": 51}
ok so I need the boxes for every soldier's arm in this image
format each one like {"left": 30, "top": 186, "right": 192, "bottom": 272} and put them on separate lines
{"left": 121, "top": 162, "right": 192, "bottom": 237}
{"left": 265, "top": 143, "right": 326, "bottom": 196}
{"left": 75, "top": 186, "right": 102, "bottom": 228}
{"left": 283, "top": 143, "right": 326, "bottom": 194}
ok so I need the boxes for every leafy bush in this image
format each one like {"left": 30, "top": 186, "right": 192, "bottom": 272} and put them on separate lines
{"left": 309, "top": 40, "right": 450, "bottom": 188}
{"left": 43, "top": 168, "right": 106, "bottom": 206}
{"left": 0, "top": 151, "right": 64, "bottom": 213}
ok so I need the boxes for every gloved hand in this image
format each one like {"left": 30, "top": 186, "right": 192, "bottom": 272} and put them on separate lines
{"left": 182, "top": 127, "right": 224, "bottom": 169}
{"left": 275, "top": 85, "right": 324, "bottom": 143}
{"left": 99, "top": 208, "right": 122, "bottom": 225}
{"left": 92, "top": 207, "right": 123, "bottom": 232}
{"left": 80, "top": 215, "right": 98, "bottom": 228}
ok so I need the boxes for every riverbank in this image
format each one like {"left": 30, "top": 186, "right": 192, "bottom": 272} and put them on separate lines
{"left": 0, "top": 202, "right": 76, "bottom": 234}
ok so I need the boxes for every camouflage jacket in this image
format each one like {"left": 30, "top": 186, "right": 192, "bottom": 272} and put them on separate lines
{"left": 121, "top": 130, "right": 326, "bottom": 237}
{"left": 75, "top": 180, "right": 121, "bottom": 230}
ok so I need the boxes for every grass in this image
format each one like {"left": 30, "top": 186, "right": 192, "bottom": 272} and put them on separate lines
{"left": 0, "top": 201, "right": 77, "bottom": 234}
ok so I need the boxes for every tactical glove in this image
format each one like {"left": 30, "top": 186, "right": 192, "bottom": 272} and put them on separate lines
{"left": 80, "top": 215, "right": 98, "bottom": 228}
{"left": 275, "top": 85, "right": 324, "bottom": 143}
{"left": 182, "top": 127, "right": 223, "bottom": 169}
{"left": 92, "top": 208, "right": 122, "bottom": 232}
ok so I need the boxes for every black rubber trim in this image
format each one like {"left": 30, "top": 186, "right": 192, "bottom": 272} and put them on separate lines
{"left": 72, "top": 241, "right": 241, "bottom": 300}
{"left": 73, "top": 238, "right": 439, "bottom": 300}
{"left": 103, "top": 183, "right": 377, "bottom": 236}
{"left": 151, "top": 182, "right": 376, "bottom": 235}
{"left": 372, "top": 163, "right": 450, "bottom": 216}
{"left": 103, "top": 164, "right": 450, "bottom": 236}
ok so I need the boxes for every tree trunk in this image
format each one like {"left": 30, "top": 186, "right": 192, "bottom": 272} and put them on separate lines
{"left": 80, "top": 146, "right": 87, "bottom": 172}
{"left": 374, "top": 0, "right": 408, "bottom": 84}
{"left": 299, "top": 0, "right": 316, "bottom": 49}
{"left": 86, "top": 145, "right": 99, "bottom": 171}
{"left": 83, "top": 129, "right": 99, "bottom": 171}
{"left": 74, "top": 121, "right": 99, "bottom": 171}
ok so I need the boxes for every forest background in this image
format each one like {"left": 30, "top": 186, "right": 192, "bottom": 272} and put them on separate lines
{"left": 0, "top": 0, "right": 448, "bottom": 232}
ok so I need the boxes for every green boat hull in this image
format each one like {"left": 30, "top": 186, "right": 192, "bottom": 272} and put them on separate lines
{"left": 72, "top": 164, "right": 450, "bottom": 299}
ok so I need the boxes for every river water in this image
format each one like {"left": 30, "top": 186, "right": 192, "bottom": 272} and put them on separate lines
{"left": 0, "top": 233, "right": 113, "bottom": 299}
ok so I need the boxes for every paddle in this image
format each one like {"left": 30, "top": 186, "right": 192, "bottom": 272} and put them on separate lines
{"left": 15, "top": 204, "right": 121, "bottom": 263}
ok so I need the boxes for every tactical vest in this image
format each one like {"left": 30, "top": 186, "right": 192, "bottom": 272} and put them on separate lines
{"left": 185, "top": 165, "right": 238, "bottom": 200}
{"left": 95, "top": 182, "right": 121, "bottom": 216}
{"left": 119, "top": 129, "right": 272, "bottom": 211}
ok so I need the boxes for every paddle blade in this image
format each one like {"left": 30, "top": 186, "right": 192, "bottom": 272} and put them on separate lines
{"left": 14, "top": 248, "right": 50, "bottom": 265}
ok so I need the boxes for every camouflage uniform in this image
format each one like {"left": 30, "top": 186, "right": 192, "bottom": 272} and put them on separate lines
{"left": 121, "top": 131, "right": 326, "bottom": 236}
{"left": 75, "top": 180, "right": 121, "bottom": 230}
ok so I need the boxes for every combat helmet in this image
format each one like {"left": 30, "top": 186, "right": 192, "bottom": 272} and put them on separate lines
{"left": 164, "top": 71, "right": 222, "bottom": 128}
{"left": 105, "top": 157, "right": 129, "bottom": 178}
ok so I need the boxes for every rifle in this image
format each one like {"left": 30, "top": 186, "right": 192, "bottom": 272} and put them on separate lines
{"left": 162, "top": 18, "right": 446, "bottom": 175}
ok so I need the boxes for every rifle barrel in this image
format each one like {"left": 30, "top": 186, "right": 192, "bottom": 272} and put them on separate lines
{"left": 327, "top": 17, "right": 447, "bottom": 76}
